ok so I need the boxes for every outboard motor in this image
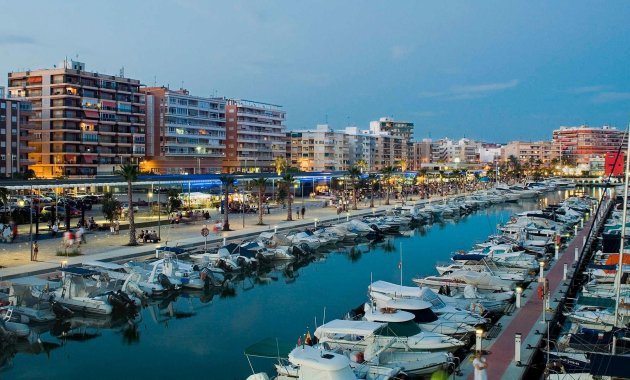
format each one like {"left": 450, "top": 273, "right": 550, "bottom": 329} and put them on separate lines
{"left": 107, "top": 290, "right": 137, "bottom": 313}
{"left": 157, "top": 273, "right": 174, "bottom": 290}
{"left": 49, "top": 297, "right": 74, "bottom": 318}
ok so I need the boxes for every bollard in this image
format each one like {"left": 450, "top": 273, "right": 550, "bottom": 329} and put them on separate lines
{"left": 314, "top": 219, "right": 318, "bottom": 228}
{"left": 346, "top": 212, "right": 350, "bottom": 222}
{"left": 274, "top": 225, "right": 278, "bottom": 233}
{"left": 555, "top": 245, "right": 559, "bottom": 260}
{"left": 583, "top": 236, "right": 586, "bottom": 248}
{"left": 516, "top": 287, "right": 522, "bottom": 308}
{"left": 222, "top": 237, "right": 226, "bottom": 246}
{"left": 575, "top": 247, "right": 579, "bottom": 262}
{"left": 476, "top": 329, "right": 483, "bottom": 352}
{"left": 563, "top": 263, "right": 568, "bottom": 281}
{"left": 515, "top": 333, "right": 522, "bottom": 364}
{"left": 574, "top": 225, "right": 578, "bottom": 235}
{"left": 539, "top": 261, "right": 545, "bottom": 282}
{"left": 580, "top": 218, "right": 584, "bottom": 228}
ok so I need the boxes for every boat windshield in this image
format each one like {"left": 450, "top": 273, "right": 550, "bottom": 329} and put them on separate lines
{"left": 375, "top": 320, "right": 421, "bottom": 337}
{"left": 403, "top": 308, "right": 439, "bottom": 323}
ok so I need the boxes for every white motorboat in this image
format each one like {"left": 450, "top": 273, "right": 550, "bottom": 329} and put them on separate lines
{"left": 50, "top": 268, "right": 114, "bottom": 315}
{"left": 413, "top": 270, "right": 515, "bottom": 292}
{"left": 315, "top": 318, "right": 464, "bottom": 353}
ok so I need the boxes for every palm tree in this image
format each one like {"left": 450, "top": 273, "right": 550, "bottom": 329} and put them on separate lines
{"left": 0, "top": 187, "right": 9, "bottom": 223}
{"left": 274, "top": 156, "right": 286, "bottom": 176}
{"left": 380, "top": 166, "right": 394, "bottom": 205}
{"left": 367, "top": 174, "right": 378, "bottom": 208}
{"left": 114, "top": 164, "right": 139, "bottom": 246}
{"left": 279, "top": 173, "right": 296, "bottom": 221}
{"left": 347, "top": 166, "right": 362, "bottom": 210}
{"left": 251, "top": 177, "right": 268, "bottom": 225}
{"left": 398, "top": 159, "right": 408, "bottom": 172}
{"left": 219, "top": 175, "right": 236, "bottom": 231}
{"left": 356, "top": 159, "right": 368, "bottom": 173}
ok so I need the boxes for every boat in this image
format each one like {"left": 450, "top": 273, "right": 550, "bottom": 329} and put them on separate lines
{"left": 413, "top": 270, "right": 515, "bottom": 293}
{"left": 49, "top": 268, "right": 116, "bottom": 315}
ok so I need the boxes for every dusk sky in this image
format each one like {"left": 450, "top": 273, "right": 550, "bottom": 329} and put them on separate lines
{"left": 2, "top": 1, "right": 630, "bottom": 142}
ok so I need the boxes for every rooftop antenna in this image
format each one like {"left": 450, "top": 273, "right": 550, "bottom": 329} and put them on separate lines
{"left": 181, "top": 81, "right": 184, "bottom": 90}
{"left": 119, "top": 66, "right": 125, "bottom": 78}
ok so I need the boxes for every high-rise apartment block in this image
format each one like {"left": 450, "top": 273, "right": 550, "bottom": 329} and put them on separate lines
{"left": 0, "top": 91, "right": 35, "bottom": 177}
{"left": 141, "top": 87, "right": 226, "bottom": 174}
{"left": 552, "top": 125, "right": 627, "bottom": 164}
{"left": 223, "top": 100, "right": 286, "bottom": 173}
{"left": 369, "top": 117, "right": 414, "bottom": 141}
{"left": 8, "top": 60, "right": 145, "bottom": 177}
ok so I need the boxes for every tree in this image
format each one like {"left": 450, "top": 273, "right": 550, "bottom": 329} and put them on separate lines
{"left": 380, "top": 166, "right": 394, "bottom": 205}
{"left": 0, "top": 187, "right": 9, "bottom": 223}
{"left": 367, "top": 174, "right": 378, "bottom": 208}
{"left": 251, "top": 177, "right": 268, "bottom": 225}
{"left": 279, "top": 173, "right": 296, "bottom": 221}
{"left": 166, "top": 189, "right": 182, "bottom": 214}
{"left": 347, "top": 166, "right": 362, "bottom": 210}
{"left": 101, "top": 192, "right": 121, "bottom": 226}
{"left": 219, "top": 175, "right": 236, "bottom": 231}
{"left": 274, "top": 156, "right": 286, "bottom": 176}
{"left": 114, "top": 164, "right": 139, "bottom": 246}
{"left": 356, "top": 159, "right": 368, "bottom": 173}
{"left": 507, "top": 155, "right": 522, "bottom": 181}
{"left": 398, "top": 159, "right": 408, "bottom": 172}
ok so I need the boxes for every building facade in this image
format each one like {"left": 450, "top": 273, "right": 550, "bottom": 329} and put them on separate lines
{"left": 223, "top": 100, "right": 286, "bottom": 173}
{"left": 502, "top": 140, "right": 555, "bottom": 165}
{"left": 411, "top": 140, "right": 432, "bottom": 170}
{"left": 552, "top": 125, "right": 626, "bottom": 165}
{"left": 141, "top": 87, "right": 225, "bottom": 174}
{"left": 288, "top": 125, "right": 349, "bottom": 172}
{"left": 0, "top": 93, "right": 35, "bottom": 177}
{"left": 430, "top": 138, "right": 481, "bottom": 164}
{"left": 369, "top": 117, "right": 414, "bottom": 141}
{"left": 8, "top": 59, "right": 145, "bottom": 177}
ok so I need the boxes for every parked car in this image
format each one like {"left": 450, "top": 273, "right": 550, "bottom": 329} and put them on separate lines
{"left": 121, "top": 203, "right": 139, "bottom": 214}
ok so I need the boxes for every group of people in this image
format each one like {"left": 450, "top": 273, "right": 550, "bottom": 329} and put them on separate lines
{"left": 0, "top": 222, "right": 18, "bottom": 243}
{"left": 62, "top": 226, "right": 87, "bottom": 248}
{"left": 137, "top": 229, "right": 159, "bottom": 243}
{"left": 294, "top": 206, "right": 306, "bottom": 219}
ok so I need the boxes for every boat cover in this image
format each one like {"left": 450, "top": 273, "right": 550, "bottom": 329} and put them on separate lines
{"left": 452, "top": 254, "right": 486, "bottom": 261}
{"left": 370, "top": 280, "right": 421, "bottom": 298}
{"left": 589, "top": 353, "right": 630, "bottom": 377}
{"left": 314, "top": 320, "right": 385, "bottom": 339}
{"left": 156, "top": 246, "right": 186, "bottom": 254}
{"left": 60, "top": 267, "right": 99, "bottom": 276}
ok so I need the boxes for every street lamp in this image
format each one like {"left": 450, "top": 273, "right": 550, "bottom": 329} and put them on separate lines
{"left": 539, "top": 260, "right": 545, "bottom": 282}
{"left": 476, "top": 328, "right": 484, "bottom": 352}
{"left": 516, "top": 287, "right": 523, "bottom": 308}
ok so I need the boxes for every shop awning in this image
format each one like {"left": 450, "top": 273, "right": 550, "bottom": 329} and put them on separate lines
{"left": 101, "top": 100, "right": 117, "bottom": 108}
{"left": 83, "top": 110, "right": 99, "bottom": 118}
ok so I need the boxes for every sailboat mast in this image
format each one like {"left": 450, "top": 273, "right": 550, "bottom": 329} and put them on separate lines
{"left": 614, "top": 124, "right": 630, "bottom": 325}
{"left": 400, "top": 242, "right": 403, "bottom": 288}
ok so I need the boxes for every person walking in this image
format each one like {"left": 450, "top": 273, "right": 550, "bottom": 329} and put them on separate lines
{"left": 472, "top": 351, "right": 488, "bottom": 380}
{"left": 52, "top": 222, "right": 59, "bottom": 237}
{"left": 32, "top": 241, "right": 39, "bottom": 261}
{"left": 301, "top": 206, "right": 305, "bottom": 219}
{"left": 114, "top": 220, "right": 120, "bottom": 235}
{"left": 79, "top": 225, "right": 86, "bottom": 244}
{"left": 296, "top": 207, "right": 300, "bottom": 219}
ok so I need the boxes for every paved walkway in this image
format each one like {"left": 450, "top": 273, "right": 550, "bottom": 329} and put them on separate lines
{"left": 462, "top": 211, "right": 598, "bottom": 379}
{"left": 0, "top": 193, "right": 467, "bottom": 280}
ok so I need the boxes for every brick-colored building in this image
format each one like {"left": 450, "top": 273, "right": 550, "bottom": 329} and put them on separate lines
{"left": 8, "top": 59, "right": 146, "bottom": 177}
{"left": 552, "top": 125, "right": 626, "bottom": 165}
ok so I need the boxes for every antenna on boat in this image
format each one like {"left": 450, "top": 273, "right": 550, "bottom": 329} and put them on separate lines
{"left": 322, "top": 306, "right": 326, "bottom": 325}
{"left": 399, "top": 242, "right": 403, "bottom": 288}
{"left": 614, "top": 122, "right": 630, "bottom": 327}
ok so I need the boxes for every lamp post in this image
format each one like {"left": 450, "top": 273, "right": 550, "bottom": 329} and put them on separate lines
{"left": 475, "top": 329, "right": 483, "bottom": 352}
{"left": 539, "top": 261, "right": 545, "bottom": 282}
{"left": 516, "top": 287, "right": 523, "bottom": 308}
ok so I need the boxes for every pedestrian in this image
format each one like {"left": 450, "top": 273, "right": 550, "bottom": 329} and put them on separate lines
{"left": 472, "top": 351, "right": 488, "bottom": 380}
{"left": 75, "top": 228, "right": 83, "bottom": 246}
{"left": 114, "top": 220, "right": 120, "bottom": 235}
{"left": 110, "top": 221, "right": 115, "bottom": 235}
{"left": 301, "top": 206, "right": 305, "bottom": 219}
{"left": 79, "top": 225, "right": 86, "bottom": 244}
{"left": 32, "top": 241, "right": 39, "bottom": 261}
{"left": 267, "top": 204, "right": 271, "bottom": 214}
{"left": 296, "top": 207, "right": 300, "bottom": 219}
{"left": 52, "top": 223, "right": 59, "bottom": 237}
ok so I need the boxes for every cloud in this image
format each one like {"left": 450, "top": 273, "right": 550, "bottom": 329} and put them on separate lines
{"left": 568, "top": 85, "right": 609, "bottom": 94}
{"left": 419, "top": 79, "right": 519, "bottom": 100}
{"left": 390, "top": 45, "right": 414, "bottom": 61}
{"left": 592, "top": 92, "right": 630, "bottom": 103}
{"left": 0, "top": 34, "right": 38, "bottom": 46}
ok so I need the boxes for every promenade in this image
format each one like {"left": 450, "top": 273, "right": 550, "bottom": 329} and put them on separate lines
{"left": 0, "top": 194, "right": 462, "bottom": 280}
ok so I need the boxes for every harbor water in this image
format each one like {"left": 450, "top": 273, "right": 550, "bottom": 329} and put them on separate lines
{"left": 1, "top": 190, "right": 581, "bottom": 380}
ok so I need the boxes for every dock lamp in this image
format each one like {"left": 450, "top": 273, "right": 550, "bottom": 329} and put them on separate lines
{"left": 314, "top": 218, "right": 319, "bottom": 228}
{"left": 222, "top": 232, "right": 228, "bottom": 246}
{"left": 475, "top": 329, "right": 484, "bottom": 352}
{"left": 274, "top": 225, "right": 278, "bottom": 233}
{"left": 539, "top": 261, "right": 545, "bottom": 282}
{"left": 555, "top": 244, "right": 559, "bottom": 260}
{"left": 346, "top": 211, "right": 350, "bottom": 222}
{"left": 516, "top": 287, "right": 523, "bottom": 308}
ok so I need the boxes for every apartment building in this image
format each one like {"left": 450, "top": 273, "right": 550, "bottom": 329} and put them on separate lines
{"left": 223, "top": 100, "right": 286, "bottom": 173}
{"left": 552, "top": 125, "right": 627, "bottom": 164}
{"left": 502, "top": 140, "right": 555, "bottom": 164}
{"left": 288, "top": 124, "right": 349, "bottom": 172}
{"left": 479, "top": 143, "right": 502, "bottom": 163}
{"left": 372, "top": 133, "right": 412, "bottom": 171}
{"left": 411, "top": 140, "right": 432, "bottom": 170}
{"left": 344, "top": 126, "right": 375, "bottom": 170}
{"left": 369, "top": 117, "right": 414, "bottom": 141}
{"left": 0, "top": 90, "right": 35, "bottom": 177}
{"left": 8, "top": 59, "right": 145, "bottom": 177}
{"left": 431, "top": 138, "right": 481, "bottom": 164}
{"left": 141, "top": 87, "right": 225, "bottom": 174}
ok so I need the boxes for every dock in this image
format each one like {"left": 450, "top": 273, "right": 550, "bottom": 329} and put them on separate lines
{"left": 458, "top": 195, "right": 613, "bottom": 379}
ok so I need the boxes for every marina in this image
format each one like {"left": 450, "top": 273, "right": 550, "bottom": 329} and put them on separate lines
{"left": 0, "top": 183, "right": 598, "bottom": 379}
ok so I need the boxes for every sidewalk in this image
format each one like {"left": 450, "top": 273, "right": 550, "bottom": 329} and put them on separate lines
{"left": 0, "top": 193, "right": 468, "bottom": 281}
